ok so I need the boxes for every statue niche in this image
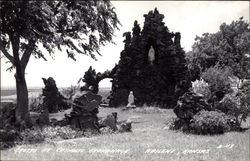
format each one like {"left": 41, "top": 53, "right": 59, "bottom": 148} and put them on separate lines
{"left": 148, "top": 46, "right": 155, "bottom": 65}
{"left": 144, "top": 37, "right": 158, "bottom": 66}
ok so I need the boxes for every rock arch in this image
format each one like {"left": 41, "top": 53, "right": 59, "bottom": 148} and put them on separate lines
{"left": 80, "top": 66, "right": 115, "bottom": 94}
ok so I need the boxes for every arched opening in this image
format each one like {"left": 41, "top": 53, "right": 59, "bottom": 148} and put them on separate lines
{"left": 98, "top": 78, "right": 112, "bottom": 104}
{"left": 99, "top": 78, "right": 112, "bottom": 89}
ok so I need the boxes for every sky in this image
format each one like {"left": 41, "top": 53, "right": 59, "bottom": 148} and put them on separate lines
{"left": 1, "top": 1, "right": 249, "bottom": 88}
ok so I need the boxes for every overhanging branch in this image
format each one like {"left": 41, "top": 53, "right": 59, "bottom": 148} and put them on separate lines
{"left": 0, "top": 39, "right": 14, "bottom": 64}
{"left": 21, "top": 40, "right": 36, "bottom": 70}
{"left": 64, "top": 39, "right": 85, "bottom": 54}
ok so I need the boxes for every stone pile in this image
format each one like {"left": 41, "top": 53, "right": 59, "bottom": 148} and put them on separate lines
{"left": 42, "top": 77, "right": 69, "bottom": 113}
{"left": 65, "top": 91, "right": 102, "bottom": 132}
{"left": 99, "top": 112, "right": 132, "bottom": 133}
{"left": 118, "top": 121, "right": 132, "bottom": 133}
{"left": 36, "top": 100, "right": 50, "bottom": 125}
{"left": 174, "top": 91, "right": 212, "bottom": 121}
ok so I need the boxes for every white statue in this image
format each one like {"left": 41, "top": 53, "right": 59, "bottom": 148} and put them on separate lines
{"left": 148, "top": 46, "right": 155, "bottom": 65}
{"left": 127, "top": 91, "right": 136, "bottom": 108}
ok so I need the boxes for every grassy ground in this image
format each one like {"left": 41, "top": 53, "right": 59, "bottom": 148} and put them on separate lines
{"left": 1, "top": 107, "right": 249, "bottom": 161}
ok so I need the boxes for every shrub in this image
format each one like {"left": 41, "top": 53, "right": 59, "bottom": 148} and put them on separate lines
{"left": 217, "top": 94, "right": 240, "bottom": 123}
{"left": 0, "top": 128, "right": 21, "bottom": 150}
{"left": 41, "top": 126, "right": 84, "bottom": 140}
{"left": 168, "top": 118, "right": 189, "bottom": 131}
{"left": 19, "top": 126, "right": 84, "bottom": 145}
{"left": 29, "top": 94, "right": 43, "bottom": 113}
{"left": 201, "top": 66, "right": 233, "bottom": 101}
{"left": 29, "top": 93, "right": 71, "bottom": 113}
{"left": 173, "top": 91, "right": 212, "bottom": 121}
{"left": 239, "top": 80, "right": 250, "bottom": 118}
{"left": 217, "top": 88, "right": 250, "bottom": 126}
{"left": 192, "top": 79, "right": 211, "bottom": 99}
{"left": 189, "top": 110, "right": 235, "bottom": 134}
{"left": 20, "top": 128, "right": 45, "bottom": 144}
{"left": 60, "top": 85, "right": 81, "bottom": 100}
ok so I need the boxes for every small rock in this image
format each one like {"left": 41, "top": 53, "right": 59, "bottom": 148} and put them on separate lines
{"left": 100, "top": 112, "right": 118, "bottom": 131}
{"left": 118, "top": 121, "right": 132, "bottom": 133}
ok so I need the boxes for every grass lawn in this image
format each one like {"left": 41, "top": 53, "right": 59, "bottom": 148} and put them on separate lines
{"left": 1, "top": 107, "right": 249, "bottom": 161}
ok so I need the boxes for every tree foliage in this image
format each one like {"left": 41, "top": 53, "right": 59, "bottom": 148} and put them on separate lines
{"left": 0, "top": 0, "right": 120, "bottom": 64}
{"left": 187, "top": 17, "right": 250, "bottom": 81}
{"left": 0, "top": 0, "right": 120, "bottom": 125}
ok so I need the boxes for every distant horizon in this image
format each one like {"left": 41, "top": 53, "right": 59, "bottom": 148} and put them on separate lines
{"left": 0, "top": 86, "right": 112, "bottom": 90}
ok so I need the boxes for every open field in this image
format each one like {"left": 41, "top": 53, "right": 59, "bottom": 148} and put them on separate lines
{"left": 1, "top": 108, "right": 249, "bottom": 161}
{"left": 1, "top": 87, "right": 110, "bottom": 101}
{"left": 1, "top": 87, "right": 42, "bottom": 97}
{"left": 1, "top": 87, "right": 111, "bottom": 98}
{"left": 1, "top": 89, "right": 17, "bottom": 97}
{"left": 98, "top": 87, "right": 111, "bottom": 100}
{"left": 1, "top": 88, "right": 42, "bottom": 102}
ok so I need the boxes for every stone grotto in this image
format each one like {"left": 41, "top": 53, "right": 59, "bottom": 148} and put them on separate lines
{"left": 81, "top": 8, "right": 191, "bottom": 108}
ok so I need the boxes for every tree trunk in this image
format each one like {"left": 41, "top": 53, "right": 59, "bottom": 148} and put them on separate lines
{"left": 15, "top": 67, "right": 31, "bottom": 126}
{"left": 10, "top": 33, "right": 32, "bottom": 127}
